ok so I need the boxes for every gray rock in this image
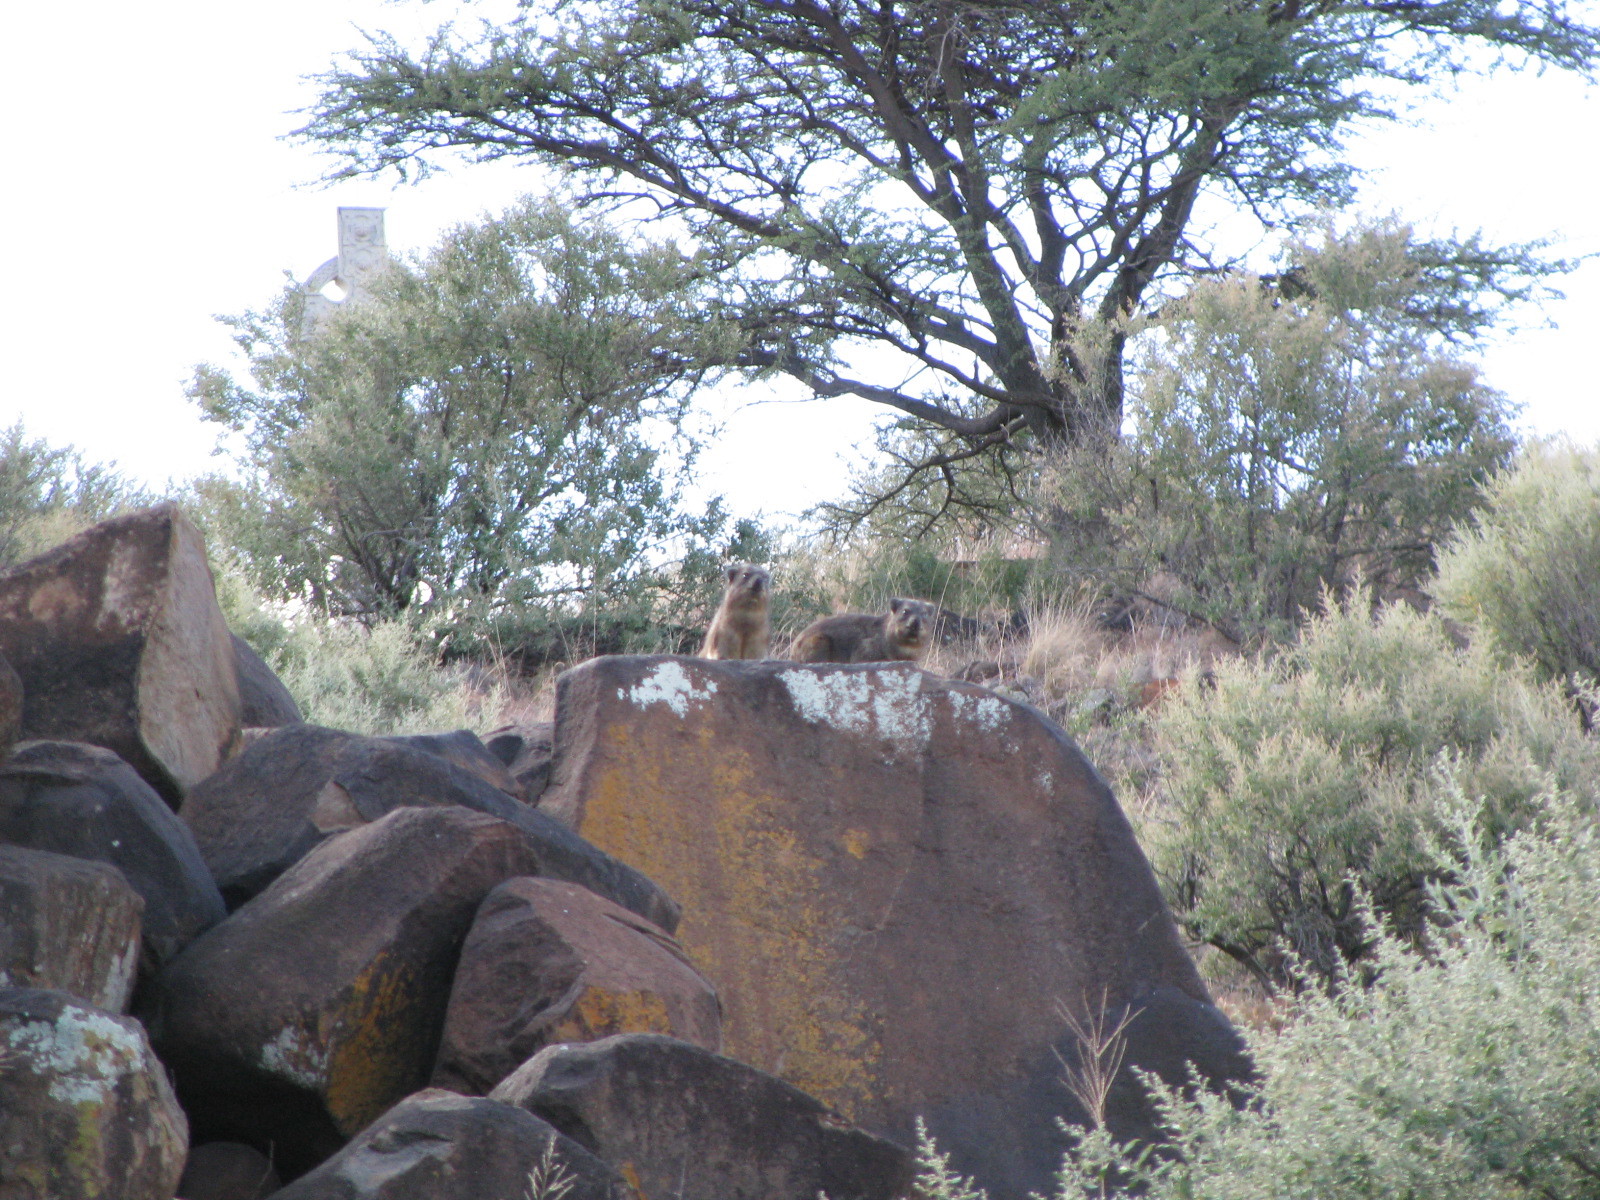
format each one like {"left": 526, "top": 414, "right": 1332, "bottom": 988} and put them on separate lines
{"left": 268, "top": 1088, "right": 636, "bottom": 1200}
{"left": 433, "top": 876, "right": 720, "bottom": 1096}
{"left": 180, "top": 722, "right": 678, "bottom": 931}
{"left": 0, "top": 987, "right": 188, "bottom": 1200}
{"left": 491, "top": 1034, "right": 914, "bottom": 1200}
{"left": 0, "top": 740, "right": 225, "bottom": 968}
{"left": 0, "top": 844, "right": 142, "bottom": 1011}
{"left": 0, "top": 503, "right": 240, "bottom": 805}
{"left": 148, "top": 807, "right": 549, "bottom": 1177}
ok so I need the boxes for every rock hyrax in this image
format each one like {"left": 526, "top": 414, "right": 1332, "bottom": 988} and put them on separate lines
{"left": 789, "top": 598, "right": 936, "bottom": 664}
{"left": 700, "top": 563, "right": 772, "bottom": 660}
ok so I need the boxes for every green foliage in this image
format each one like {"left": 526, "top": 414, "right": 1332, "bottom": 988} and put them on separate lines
{"left": 1140, "top": 592, "right": 1597, "bottom": 986}
{"left": 1032, "top": 219, "right": 1518, "bottom": 641}
{"left": 189, "top": 196, "right": 738, "bottom": 628}
{"left": 212, "top": 552, "right": 494, "bottom": 736}
{"left": 1434, "top": 441, "right": 1600, "bottom": 694}
{"left": 268, "top": 617, "right": 495, "bottom": 737}
{"left": 1045, "top": 785, "right": 1600, "bottom": 1200}
{"left": 300, "top": 0, "right": 1592, "bottom": 503}
{"left": 0, "top": 423, "right": 148, "bottom": 569}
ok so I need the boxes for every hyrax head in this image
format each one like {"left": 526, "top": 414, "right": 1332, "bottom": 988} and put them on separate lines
{"left": 886, "top": 597, "right": 936, "bottom": 653}
{"left": 724, "top": 562, "right": 770, "bottom": 603}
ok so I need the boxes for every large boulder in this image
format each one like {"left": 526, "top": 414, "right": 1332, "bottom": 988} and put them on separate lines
{"left": 0, "top": 647, "right": 20, "bottom": 757}
{"left": 0, "top": 503, "right": 240, "bottom": 804}
{"left": 268, "top": 1088, "right": 639, "bottom": 1200}
{"left": 542, "top": 656, "right": 1251, "bottom": 1196}
{"left": 385, "top": 729, "right": 520, "bottom": 796}
{"left": 0, "top": 844, "right": 143, "bottom": 1011}
{"left": 433, "top": 877, "right": 721, "bottom": 1096}
{"left": 0, "top": 987, "right": 188, "bottom": 1200}
{"left": 180, "top": 722, "right": 678, "bottom": 930}
{"left": 231, "top": 633, "right": 302, "bottom": 728}
{"left": 0, "top": 740, "right": 226, "bottom": 968}
{"left": 148, "top": 806, "right": 550, "bottom": 1177}
{"left": 492, "top": 1034, "right": 914, "bottom": 1200}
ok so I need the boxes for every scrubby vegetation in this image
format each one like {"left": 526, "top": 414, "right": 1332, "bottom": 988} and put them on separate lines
{"left": 1434, "top": 441, "right": 1600, "bottom": 705}
{"left": 919, "top": 786, "right": 1600, "bottom": 1200}
{"left": 6, "top": 62, "right": 1599, "bottom": 1192}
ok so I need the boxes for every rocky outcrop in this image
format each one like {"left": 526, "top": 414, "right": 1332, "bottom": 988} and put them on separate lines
{"left": 434, "top": 877, "right": 721, "bottom": 1096}
{"left": 180, "top": 723, "right": 678, "bottom": 930}
{"left": 0, "top": 509, "right": 1253, "bottom": 1198}
{"left": 0, "top": 987, "right": 188, "bottom": 1200}
{"left": 0, "top": 503, "right": 240, "bottom": 804}
{"left": 148, "top": 806, "right": 555, "bottom": 1174}
{"left": 0, "top": 845, "right": 142, "bottom": 1011}
{"left": 492, "top": 1033, "right": 914, "bottom": 1200}
{"left": 0, "top": 740, "right": 225, "bottom": 969}
{"left": 268, "top": 1088, "right": 639, "bottom": 1200}
{"left": 542, "top": 656, "right": 1251, "bottom": 1196}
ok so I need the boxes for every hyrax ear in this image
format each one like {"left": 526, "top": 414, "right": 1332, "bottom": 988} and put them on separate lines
{"left": 889, "top": 598, "right": 905, "bottom": 614}
{"left": 726, "top": 564, "right": 740, "bottom": 582}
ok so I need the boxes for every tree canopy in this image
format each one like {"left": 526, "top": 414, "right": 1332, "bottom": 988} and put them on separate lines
{"left": 189, "top": 197, "right": 734, "bottom": 624}
{"left": 300, "top": 0, "right": 1597, "bottom": 498}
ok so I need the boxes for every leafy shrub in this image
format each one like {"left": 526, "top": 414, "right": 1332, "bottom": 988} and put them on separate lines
{"left": 1138, "top": 592, "right": 1597, "bottom": 986}
{"left": 266, "top": 617, "right": 496, "bottom": 736}
{"left": 214, "top": 564, "right": 495, "bottom": 737}
{"left": 1433, "top": 441, "right": 1600, "bottom": 695}
{"left": 1041, "top": 783, "right": 1600, "bottom": 1200}
{"left": 1031, "top": 220, "right": 1518, "bottom": 644}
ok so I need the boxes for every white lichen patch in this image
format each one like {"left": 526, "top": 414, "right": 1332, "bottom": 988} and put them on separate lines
{"left": 778, "top": 668, "right": 933, "bottom": 749}
{"left": 619, "top": 660, "right": 719, "bottom": 718}
{"left": 260, "top": 1024, "right": 329, "bottom": 1090}
{"left": 949, "top": 689, "right": 1012, "bottom": 733}
{"left": 5, "top": 1003, "right": 148, "bottom": 1105}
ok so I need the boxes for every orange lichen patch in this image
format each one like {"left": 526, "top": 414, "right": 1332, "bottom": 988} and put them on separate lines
{"left": 841, "top": 828, "right": 870, "bottom": 859}
{"left": 574, "top": 722, "right": 882, "bottom": 1118}
{"left": 545, "top": 987, "right": 675, "bottom": 1044}
{"left": 620, "top": 1161, "right": 645, "bottom": 1198}
{"left": 323, "top": 954, "right": 424, "bottom": 1135}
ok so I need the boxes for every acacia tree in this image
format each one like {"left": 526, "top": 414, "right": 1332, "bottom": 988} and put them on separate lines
{"left": 190, "top": 197, "right": 735, "bottom": 623}
{"left": 301, "top": 0, "right": 1596, "bottom": 501}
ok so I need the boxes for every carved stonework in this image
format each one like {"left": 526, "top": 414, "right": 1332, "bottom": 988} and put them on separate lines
{"left": 300, "top": 207, "right": 390, "bottom": 334}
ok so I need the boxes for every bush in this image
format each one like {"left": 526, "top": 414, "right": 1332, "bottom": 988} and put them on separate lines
{"left": 266, "top": 617, "right": 497, "bottom": 736}
{"left": 0, "top": 423, "right": 148, "bottom": 569}
{"left": 1039, "top": 783, "right": 1600, "bottom": 1200}
{"left": 1433, "top": 441, "right": 1600, "bottom": 697}
{"left": 213, "top": 565, "right": 496, "bottom": 736}
{"left": 1029, "top": 220, "right": 1518, "bottom": 644}
{"left": 1137, "top": 592, "right": 1597, "bottom": 986}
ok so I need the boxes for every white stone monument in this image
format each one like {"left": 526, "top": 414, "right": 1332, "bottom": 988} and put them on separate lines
{"left": 300, "top": 207, "right": 389, "bottom": 334}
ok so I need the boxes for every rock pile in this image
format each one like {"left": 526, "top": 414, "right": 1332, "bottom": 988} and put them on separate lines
{"left": 0, "top": 506, "right": 1248, "bottom": 1199}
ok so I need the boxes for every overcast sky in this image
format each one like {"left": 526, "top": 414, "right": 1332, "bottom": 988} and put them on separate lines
{"left": 3, "top": 2, "right": 1597, "bottom": 525}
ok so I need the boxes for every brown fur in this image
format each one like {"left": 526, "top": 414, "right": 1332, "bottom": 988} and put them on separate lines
{"left": 789, "top": 598, "right": 936, "bottom": 664}
{"left": 700, "top": 563, "right": 772, "bottom": 660}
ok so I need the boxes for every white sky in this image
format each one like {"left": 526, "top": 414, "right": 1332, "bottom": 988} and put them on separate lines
{"left": 2, "top": 2, "right": 1597, "bottom": 526}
